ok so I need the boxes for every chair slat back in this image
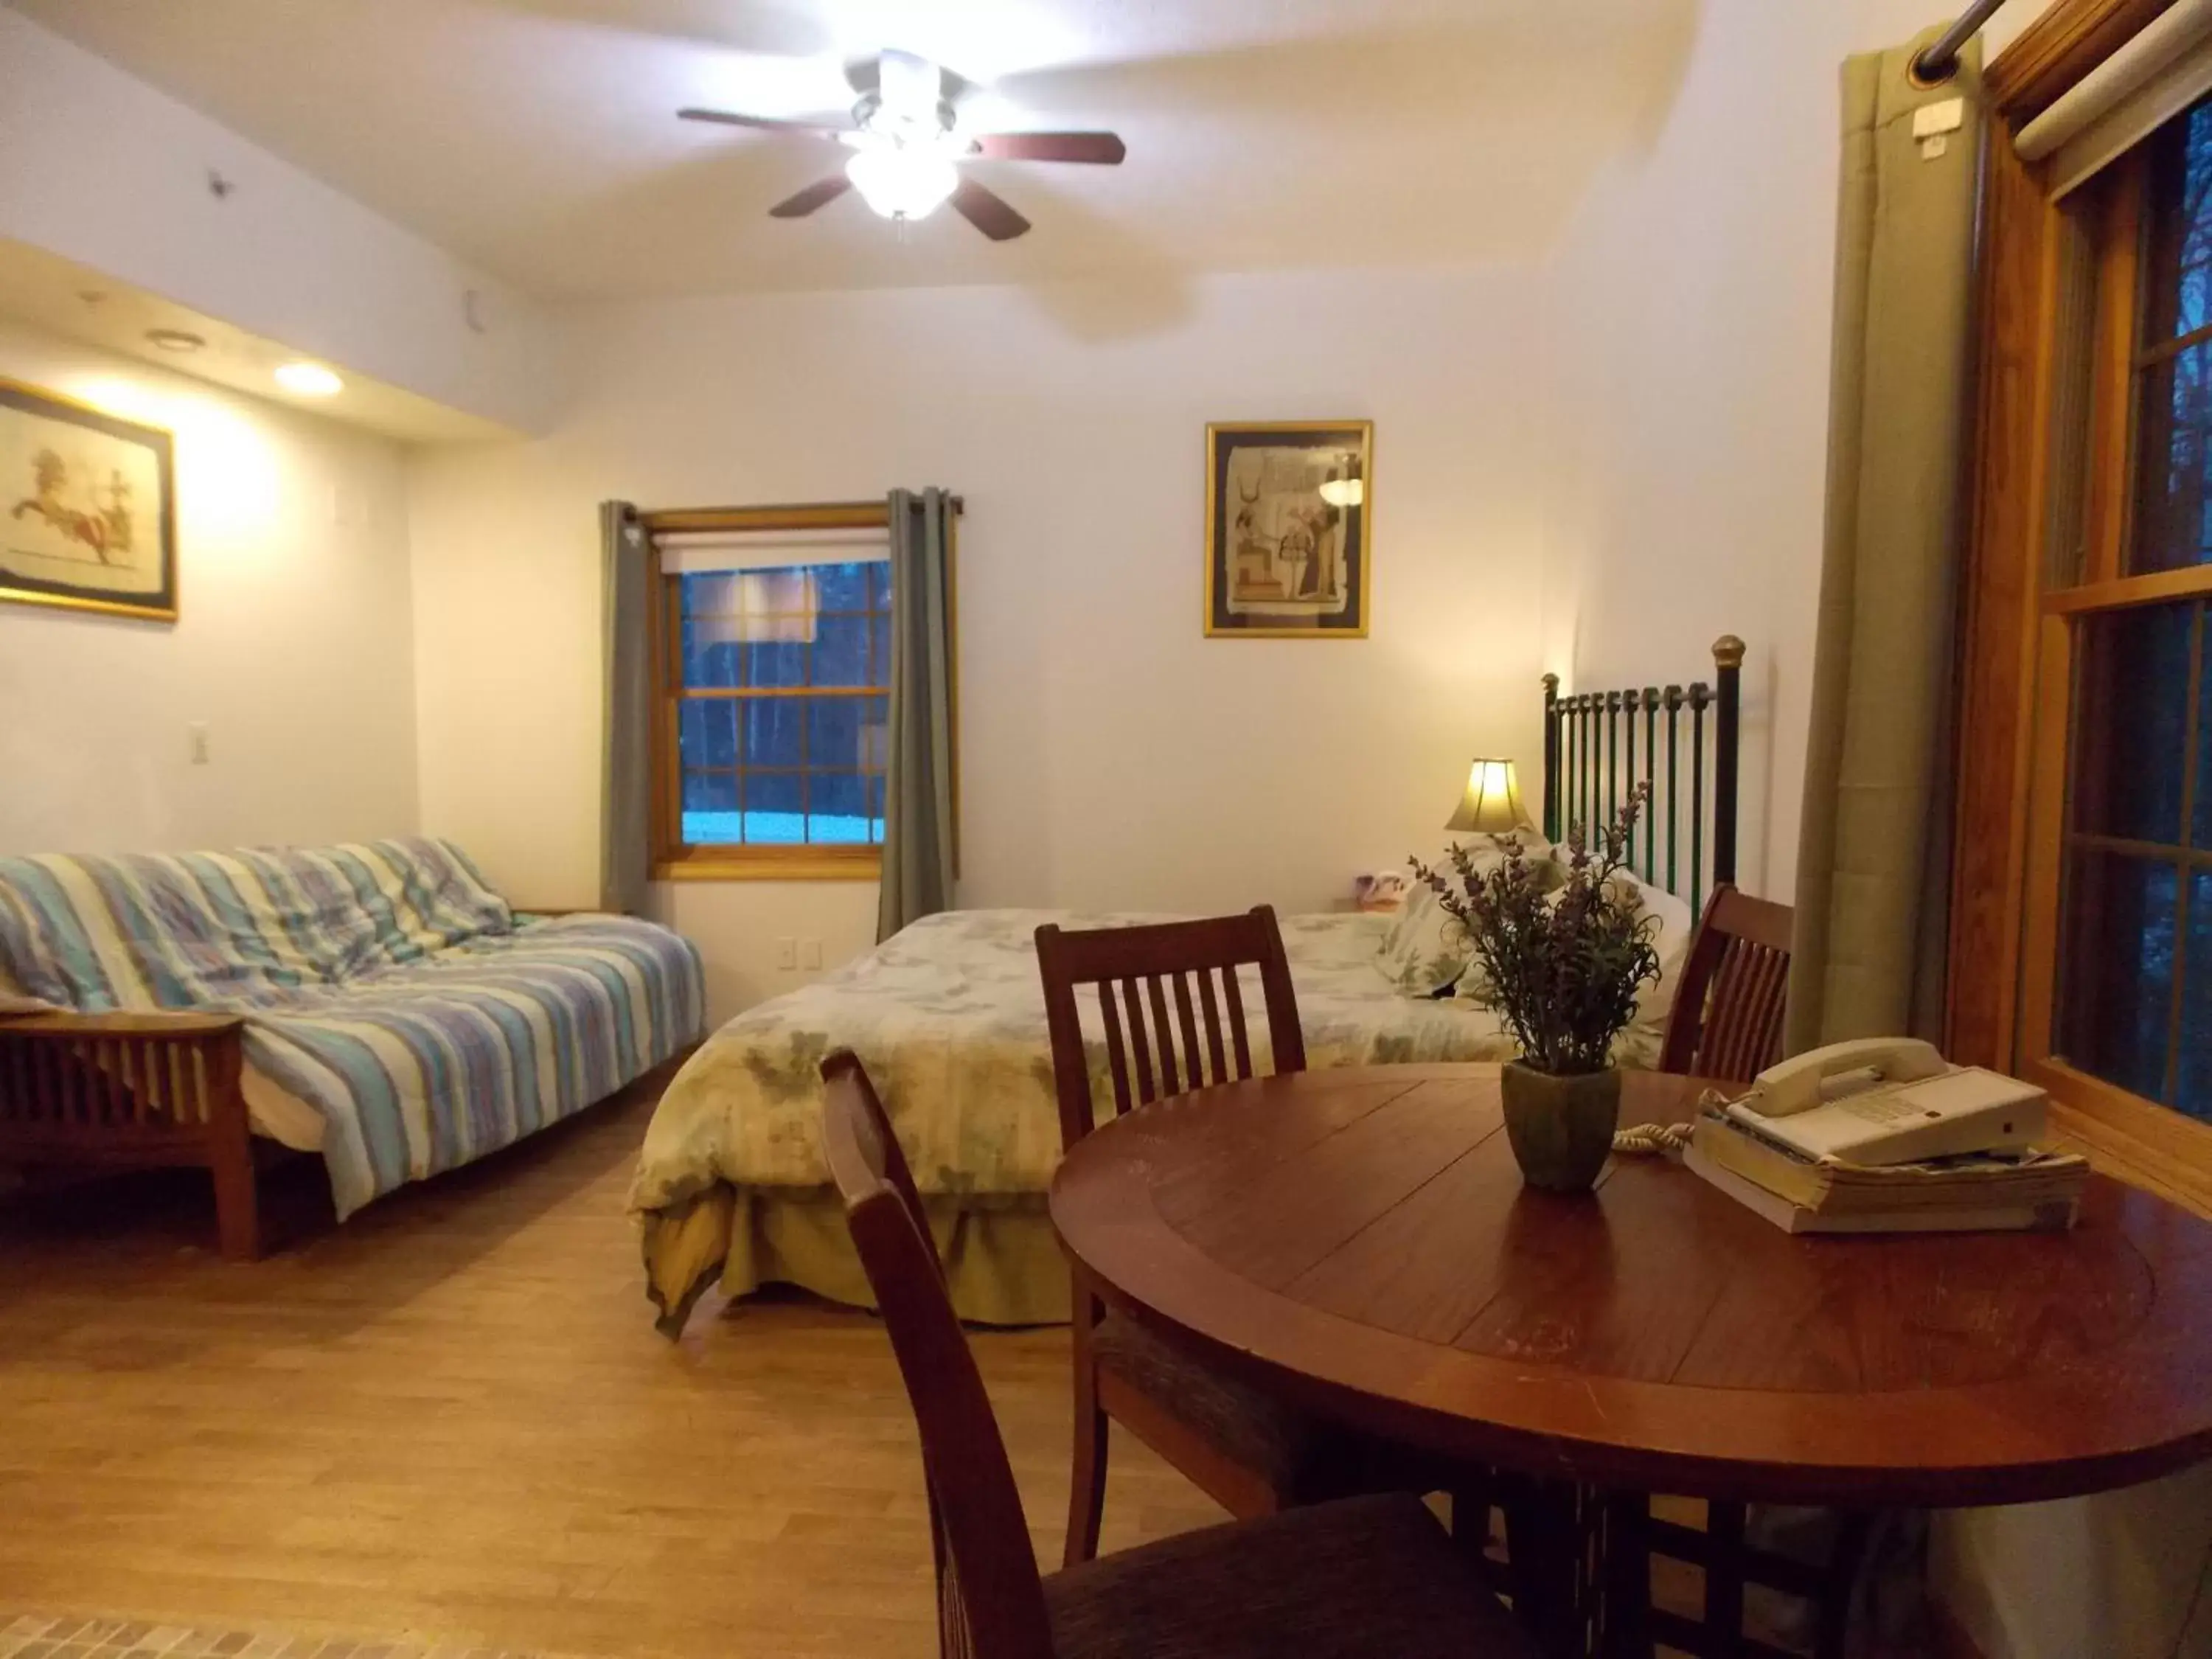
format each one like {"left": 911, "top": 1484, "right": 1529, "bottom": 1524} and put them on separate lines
{"left": 1034, "top": 905, "right": 1304, "bottom": 1148}
{"left": 1659, "top": 884, "right": 1795, "bottom": 1085}
{"left": 821, "top": 1051, "right": 1056, "bottom": 1659}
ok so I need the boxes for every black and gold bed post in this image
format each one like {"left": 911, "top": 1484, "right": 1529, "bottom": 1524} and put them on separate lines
{"left": 1641, "top": 688, "right": 1662, "bottom": 883}
{"left": 1542, "top": 672, "right": 1561, "bottom": 844}
{"left": 1711, "top": 634, "right": 1745, "bottom": 894}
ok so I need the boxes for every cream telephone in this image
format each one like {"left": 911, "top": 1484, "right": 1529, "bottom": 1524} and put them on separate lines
{"left": 1726, "top": 1037, "right": 2047, "bottom": 1166}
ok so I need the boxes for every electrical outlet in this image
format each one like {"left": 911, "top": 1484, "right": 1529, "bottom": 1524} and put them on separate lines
{"left": 776, "top": 937, "right": 796, "bottom": 970}
{"left": 188, "top": 723, "right": 211, "bottom": 765}
{"left": 801, "top": 939, "right": 822, "bottom": 970}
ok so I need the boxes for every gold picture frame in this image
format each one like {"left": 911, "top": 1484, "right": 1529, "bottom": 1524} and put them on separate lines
{"left": 1, "top": 376, "right": 178, "bottom": 623}
{"left": 1205, "top": 420, "right": 1371, "bottom": 639}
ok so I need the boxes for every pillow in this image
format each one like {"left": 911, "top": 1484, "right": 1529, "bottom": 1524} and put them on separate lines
{"left": 1607, "top": 870, "right": 1696, "bottom": 1035}
{"left": 1380, "top": 834, "right": 1558, "bottom": 998}
{"left": 1374, "top": 882, "right": 1471, "bottom": 997}
{"left": 1442, "top": 857, "right": 1690, "bottom": 1026}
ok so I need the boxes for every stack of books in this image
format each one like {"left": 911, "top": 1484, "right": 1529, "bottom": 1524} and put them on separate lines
{"left": 1686, "top": 1108, "right": 2090, "bottom": 1234}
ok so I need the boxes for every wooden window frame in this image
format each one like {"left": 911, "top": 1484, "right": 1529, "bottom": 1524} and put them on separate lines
{"left": 641, "top": 501, "right": 959, "bottom": 883}
{"left": 1951, "top": 0, "right": 2212, "bottom": 1209}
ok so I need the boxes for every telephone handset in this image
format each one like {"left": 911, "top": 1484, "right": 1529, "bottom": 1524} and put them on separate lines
{"left": 1729, "top": 1037, "right": 2046, "bottom": 1166}
{"left": 1748, "top": 1036, "right": 1951, "bottom": 1118}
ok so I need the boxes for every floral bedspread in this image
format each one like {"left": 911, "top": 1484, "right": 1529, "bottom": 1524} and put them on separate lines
{"left": 628, "top": 908, "right": 1601, "bottom": 1217}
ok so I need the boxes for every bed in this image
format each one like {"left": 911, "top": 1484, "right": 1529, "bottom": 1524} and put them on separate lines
{"left": 634, "top": 640, "right": 1746, "bottom": 1335}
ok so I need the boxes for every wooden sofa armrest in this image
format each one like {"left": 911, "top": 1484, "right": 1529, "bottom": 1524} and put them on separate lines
{"left": 0, "top": 1007, "right": 262, "bottom": 1259}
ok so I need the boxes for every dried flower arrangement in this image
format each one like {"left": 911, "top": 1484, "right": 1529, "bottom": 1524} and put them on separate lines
{"left": 1411, "top": 787, "right": 1661, "bottom": 1077}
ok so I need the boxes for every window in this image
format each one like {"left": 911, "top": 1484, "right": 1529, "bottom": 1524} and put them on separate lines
{"left": 646, "top": 505, "right": 928, "bottom": 879}
{"left": 2021, "top": 99, "right": 2212, "bottom": 1144}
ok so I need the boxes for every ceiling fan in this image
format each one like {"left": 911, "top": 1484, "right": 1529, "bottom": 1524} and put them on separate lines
{"left": 679, "top": 48, "right": 1126, "bottom": 241}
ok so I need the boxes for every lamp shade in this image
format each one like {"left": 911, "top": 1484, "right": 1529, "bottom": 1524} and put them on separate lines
{"left": 1444, "top": 757, "right": 1527, "bottom": 835}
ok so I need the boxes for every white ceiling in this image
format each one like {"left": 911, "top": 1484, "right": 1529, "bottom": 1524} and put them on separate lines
{"left": 10, "top": 0, "right": 1697, "bottom": 302}
{"left": 0, "top": 240, "right": 517, "bottom": 442}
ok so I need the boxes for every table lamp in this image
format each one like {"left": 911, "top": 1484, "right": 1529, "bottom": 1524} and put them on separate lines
{"left": 1445, "top": 758, "right": 1528, "bottom": 835}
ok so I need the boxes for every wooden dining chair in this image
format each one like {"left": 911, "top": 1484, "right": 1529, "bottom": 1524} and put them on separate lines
{"left": 1658, "top": 883, "right": 1795, "bottom": 1085}
{"left": 1034, "top": 907, "right": 1395, "bottom": 1565}
{"left": 818, "top": 1048, "right": 1542, "bottom": 1659}
{"left": 1647, "top": 885, "right": 1875, "bottom": 1656}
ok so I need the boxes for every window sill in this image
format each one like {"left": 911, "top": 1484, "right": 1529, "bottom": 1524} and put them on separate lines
{"left": 2046, "top": 1099, "right": 2212, "bottom": 1221}
{"left": 653, "top": 854, "right": 880, "bottom": 883}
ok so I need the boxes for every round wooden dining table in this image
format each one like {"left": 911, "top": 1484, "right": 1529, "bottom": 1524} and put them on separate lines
{"left": 1048, "top": 1063, "right": 2212, "bottom": 1648}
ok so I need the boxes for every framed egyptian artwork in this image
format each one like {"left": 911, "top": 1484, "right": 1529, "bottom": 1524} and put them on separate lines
{"left": 1204, "top": 420, "right": 1371, "bottom": 638}
{"left": 0, "top": 377, "right": 178, "bottom": 622}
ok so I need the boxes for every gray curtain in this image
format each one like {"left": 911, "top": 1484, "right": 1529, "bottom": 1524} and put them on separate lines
{"left": 877, "top": 488, "right": 957, "bottom": 942}
{"left": 600, "top": 500, "right": 652, "bottom": 916}
{"left": 1787, "top": 32, "right": 1983, "bottom": 1054}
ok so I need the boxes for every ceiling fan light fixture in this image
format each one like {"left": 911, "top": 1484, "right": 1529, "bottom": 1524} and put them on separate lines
{"left": 845, "top": 147, "right": 959, "bottom": 221}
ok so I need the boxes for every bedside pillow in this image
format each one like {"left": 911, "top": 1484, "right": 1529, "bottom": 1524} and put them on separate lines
{"left": 1382, "top": 834, "right": 1558, "bottom": 998}
{"left": 1607, "top": 870, "right": 1696, "bottom": 1036}
{"left": 1374, "top": 883, "right": 1471, "bottom": 997}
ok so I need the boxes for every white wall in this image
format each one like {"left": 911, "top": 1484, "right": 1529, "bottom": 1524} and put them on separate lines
{"left": 0, "top": 8, "right": 563, "bottom": 437}
{"left": 0, "top": 320, "right": 420, "bottom": 854}
{"left": 408, "top": 265, "right": 1557, "bottom": 1023}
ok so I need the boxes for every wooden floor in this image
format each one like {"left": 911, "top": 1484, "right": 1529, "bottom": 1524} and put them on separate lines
{"left": 0, "top": 1083, "right": 1222, "bottom": 1659}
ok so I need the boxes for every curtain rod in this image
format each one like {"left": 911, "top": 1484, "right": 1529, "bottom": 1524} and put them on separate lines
{"left": 1913, "top": 0, "right": 2011, "bottom": 85}
{"left": 639, "top": 497, "right": 965, "bottom": 536}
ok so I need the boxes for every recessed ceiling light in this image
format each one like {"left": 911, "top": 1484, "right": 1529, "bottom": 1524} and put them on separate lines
{"left": 274, "top": 361, "right": 343, "bottom": 397}
{"left": 146, "top": 328, "right": 206, "bottom": 354}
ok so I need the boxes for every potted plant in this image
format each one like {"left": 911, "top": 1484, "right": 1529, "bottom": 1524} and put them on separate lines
{"left": 1411, "top": 789, "right": 1660, "bottom": 1192}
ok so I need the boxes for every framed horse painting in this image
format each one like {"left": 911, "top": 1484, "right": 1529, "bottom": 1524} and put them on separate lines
{"left": 1204, "top": 420, "right": 1371, "bottom": 639}
{"left": 1, "top": 377, "right": 177, "bottom": 623}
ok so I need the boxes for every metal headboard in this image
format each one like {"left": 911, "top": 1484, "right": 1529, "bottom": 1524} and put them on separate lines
{"left": 1540, "top": 635, "right": 1744, "bottom": 918}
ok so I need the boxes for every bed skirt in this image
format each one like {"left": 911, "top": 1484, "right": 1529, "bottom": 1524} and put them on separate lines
{"left": 641, "top": 1184, "right": 1071, "bottom": 1336}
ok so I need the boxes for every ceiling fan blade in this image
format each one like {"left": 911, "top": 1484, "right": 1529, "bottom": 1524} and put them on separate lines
{"left": 768, "top": 175, "right": 853, "bottom": 218}
{"left": 949, "top": 177, "right": 1031, "bottom": 242}
{"left": 967, "top": 131, "right": 1126, "bottom": 164}
{"left": 679, "top": 107, "right": 853, "bottom": 142}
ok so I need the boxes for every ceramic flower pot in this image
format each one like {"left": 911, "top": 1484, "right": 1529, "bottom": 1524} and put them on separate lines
{"left": 1499, "top": 1061, "right": 1621, "bottom": 1193}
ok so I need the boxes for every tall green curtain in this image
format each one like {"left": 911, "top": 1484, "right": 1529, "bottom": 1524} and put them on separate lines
{"left": 1787, "top": 32, "right": 1983, "bottom": 1054}
{"left": 600, "top": 500, "right": 652, "bottom": 916}
{"left": 877, "top": 488, "right": 958, "bottom": 942}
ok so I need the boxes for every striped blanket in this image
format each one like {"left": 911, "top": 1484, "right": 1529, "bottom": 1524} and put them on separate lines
{"left": 0, "top": 838, "right": 703, "bottom": 1217}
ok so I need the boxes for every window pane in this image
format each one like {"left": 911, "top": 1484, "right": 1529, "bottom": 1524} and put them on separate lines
{"left": 816, "top": 560, "right": 872, "bottom": 612}
{"left": 2129, "top": 344, "right": 2212, "bottom": 573}
{"left": 744, "top": 699, "right": 804, "bottom": 768}
{"left": 2142, "top": 101, "right": 2212, "bottom": 344}
{"left": 808, "top": 771, "right": 871, "bottom": 843}
{"left": 691, "top": 699, "right": 739, "bottom": 768}
{"left": 2199, "top": 639, "right": 2212, "bottom": 851}
{"left": 811, "top": 692, "right": 861, "bottom": 762}
{"left": 2070, "top": 602, "right": 2193, "bottom": 846}
{"left": 2056, "top": 849, "right": 2178, "bottom": 1102}
{"left": 747, "top": 772, "right": 804, "bottom": 844}
{"left": 2178, "top": 872, "right": 2212, "bottom": 1119}
{"left": 681, "top": 771, "right": 741, "bottom": 846}
{"left": 744, "top": 639, "right": 807, "bottom": 689}
{"left": 681, "top": 616, "right": 741, "bottom": 689}
{"left": 814, "top": 612, "right": 872, "bottom": 686}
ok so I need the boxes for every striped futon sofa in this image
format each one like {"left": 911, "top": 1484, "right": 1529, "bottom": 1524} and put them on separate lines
{"left": 0, "top": 838, "right": 703, "bottom": 1255}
